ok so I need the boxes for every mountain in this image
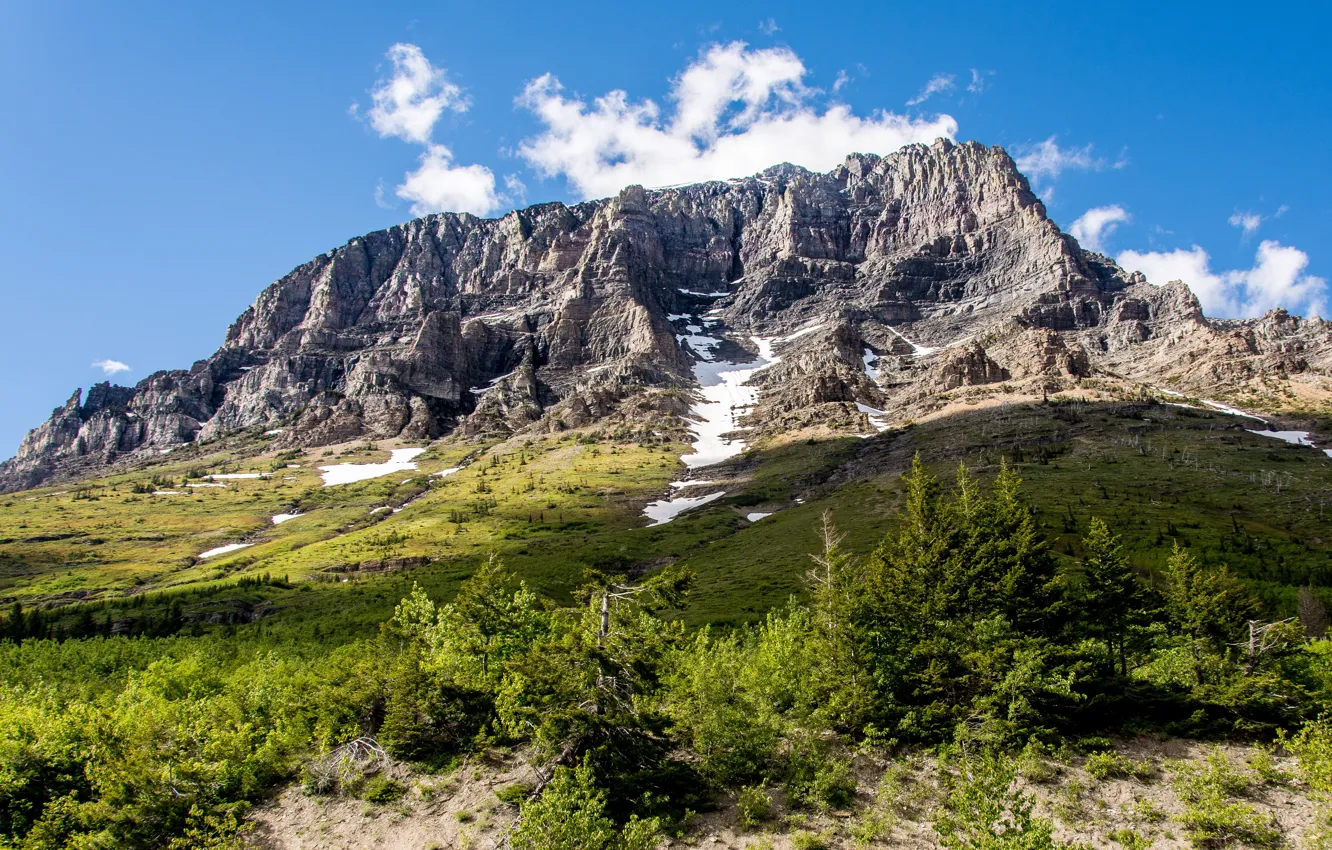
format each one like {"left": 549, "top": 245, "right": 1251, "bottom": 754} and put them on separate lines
{"left": 4, "top": 138, "right": 1329, "bottom": 493}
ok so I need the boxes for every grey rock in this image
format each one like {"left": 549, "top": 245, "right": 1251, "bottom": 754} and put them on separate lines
{"left": 4, "top": 139, "right": 1329, "bottom": 491}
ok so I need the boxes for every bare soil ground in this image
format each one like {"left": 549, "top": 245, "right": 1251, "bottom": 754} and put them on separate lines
{"left": 246, "top": 737, "right": 1323, "bottom": 850}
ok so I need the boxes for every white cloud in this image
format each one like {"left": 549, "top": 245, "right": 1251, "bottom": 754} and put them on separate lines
{"left": 1014, "top": 136, "right": 1101, "bottom": 185}
{"left": 758, "top": 17, "right": 780, "bottom": 35}
{"left": 359, "top": 44, "right": 505, "bottom": 216}
{"left": 396, "top": 145, "right": 503, "bottom": 217}
{"left": 967, "top": 68, "right": 993, "bottom": 93}
{"left": 832, "top": 69, "right": 850, "bottom": 92}
{"left": 906, "top": 73, "right": 956, "bottom": 106}
{"left": 367, "top": 43, "right": 467, "bottom": 144}
{"left": 1069, "top": 205, "right": 1130, "bottom": 253}
{"left": 1118, "top": 240, "right": 1327, "bottom": 319}
{"left": 503, "top": 173, "right": 528, "bottom": 206}
{"left": 1228, "top": 211, "right": 1262, "bottom": 234}
{"left": 516, "top": 42, "right": 956, "bottom": 199}
{"left": 92, "top": 359, "right": 130, "bottom": 376}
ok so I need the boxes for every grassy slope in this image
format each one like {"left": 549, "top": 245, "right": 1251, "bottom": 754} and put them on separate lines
{"left": 2, "top": 398, "right": 1329, "bottom": 640}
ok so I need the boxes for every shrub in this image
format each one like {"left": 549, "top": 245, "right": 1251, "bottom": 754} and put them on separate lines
{"left": 509, "top": 760, "right": 660, "bottom": 850}
{"left": 1085, "top": 751, "right": 1155, "bottom": 782}
{"left": 361, "top": 776, "right": 405, "bottom": 803}
{"left": 736, "top": 785, "right": 773, "bottom": 828}
{"left": 1107, "top": 828, "right": 1152, "bottom": 850}
{"left": 783, "top": 735, "right": 856, "bottom": 811}
{"left": 1170, "top": 750, "right": 1280, "bottom": 849}
{"left": 496, "top": 783, "right": 531, "bottom": 805}
{"left": 933, "top": 748, "right": 1078, "bottom": 850}
{"left": 379, "top": 655, "right": 490, "bottom": 764}
{"left": 1016, "top": 739, "right": 1061, "bottom": 784}
{"left": 791, "top": 830, "right": 832, "bottom": 850}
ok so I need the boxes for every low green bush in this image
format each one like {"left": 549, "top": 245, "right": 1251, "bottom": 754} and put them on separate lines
{"left": 736, "top": 784, "right": 773, "bottom": 827}
{"left": 361, "top": 776, "right": 405, "bottom": 803}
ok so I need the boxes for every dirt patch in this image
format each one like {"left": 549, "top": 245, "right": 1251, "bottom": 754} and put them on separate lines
{"left": 246, "top": 753, "right": 529, "bottom": 850}
{"left": 247, "top": 738, "right": 1323, "bottom": 849}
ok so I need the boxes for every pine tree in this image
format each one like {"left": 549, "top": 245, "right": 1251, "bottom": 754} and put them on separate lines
{"left": 1163, "top": 542, "right": 1261, "bottom": 682}
{"left": 804, "top": 511, "right": 872, "bottom": 730}
{"left": 1080, "top": 518, "right": 1146, "bottom": 676}
{"left": 861, "top": 457, "right": 1070, "bottom": 741}
{"left": 4, "top": 601, "right": 21, "bottom": 643}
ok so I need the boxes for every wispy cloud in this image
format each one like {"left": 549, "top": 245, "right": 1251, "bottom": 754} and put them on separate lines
{"left": 1228, "top": 210, "right": 1263, "bottom": 235}
{"left": 1069, "top": 205, "right": 1130, "bottom": 253}
{"left": 517, "top": 42, "right": 956, "bottom": 199}
{"left": 92, "top": 359, "right": 130, "bottom": 376}
{"left": 1014, "top": 136, "right": 1100, "bottom": 183}
{"left": 1119, "top": 240, "right": 1326, "bottom": 319}
{"left": 906, "top": 73, "right": 956, "bottom": 106}
{"left": 966, "top": 68, "right": 993, "bottom": 93}
{"left": 503, "top": 174, "right": 528, "bottom": 206}
{"left": 758, "top": 17, "right": 780, "bottom": 35}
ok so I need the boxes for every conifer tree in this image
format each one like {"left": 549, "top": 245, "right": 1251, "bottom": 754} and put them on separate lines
{"left": 1163, "top": 542, "right": 1261, "bottom": 682}
{"left": 804, "top": 511, "right": 872, "bottom": 730}
{"left": 1080, "top": 518, "right": 1146, "bottom": 676}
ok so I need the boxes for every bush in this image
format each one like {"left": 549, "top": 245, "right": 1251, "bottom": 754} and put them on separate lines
{"left": 933, "top": 748, "right": 1077, "bottom": 850}
{"left": 736, "top": 785, "right": 773, "bottom": 828}
{"left": 379, "top": 655, "right": 490, "bottom": 763}
{"left": 1016, "top": 740, "right": 1061, "bottom": 784}
{"left": 1107, "top": 828, "right": 1151, "bottom": 850}
{"left": 783, "top": 735, "right": 856, "bottom": 811}
{"left": 791, "top": 830, "right": 832, "bottom": 850}
{"left": 1170, "top": 750, "right": 1280, "bottom": 849}
{"left": 1085, "top": 751, "right": 1155, "bottom": 782}
{"left": 361, "top": 776, "right": 405, "bottom": 803}
{"left": 510, "top": 760, "right": 660, "bottom": 850}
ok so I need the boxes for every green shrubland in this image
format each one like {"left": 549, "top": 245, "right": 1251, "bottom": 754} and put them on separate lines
{"left": 1, "top": 451, "right": 1330, "bottom": 847}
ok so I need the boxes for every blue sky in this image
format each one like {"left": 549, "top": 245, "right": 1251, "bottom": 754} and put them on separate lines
{"left": 1, "top": 0, "right": 1329, "bottom": 455}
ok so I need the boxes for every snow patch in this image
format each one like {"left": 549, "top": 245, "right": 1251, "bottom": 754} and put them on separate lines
{"left": 862, "top": 348, "right": 882, "bottom": 385}
{"left": 886, "top": 326, "right": 940, "bottom": 356}
{"left": 272, "top": 513, "right": 301, "bottom": 525}
{"left": 471, "top": 371, "right": 516, "bottom": 396}
{"left": 681, "top": 335, "right": 780, "bottom": 469}
{"left": 779, "top": 323, "right": 826, "bottom": 343}
{"left": 210, "top": 473, "right": 268, "bottom": 480}
{"left": 643, "top": 490, "right": 726, "bottom": 526}
{"left": 319, "top": 448, "right": 427, "bottom": 487}
{"left": 1248, "top": 430, "right": 1315, "bottom": 448}
{"left": 199, "top": 543, "right": 252, "bottom": 559}
{"left": 433, "top": 467, "right": 462, "bottom": 478}
{"left": 1202, "top": 400, "right": 1267, "bottom": 421}
{"left": 854, "top": 402, "right": 891, "bottom": 433}
{"left": 746, "top": 512, "right": 773, "bottom": 522}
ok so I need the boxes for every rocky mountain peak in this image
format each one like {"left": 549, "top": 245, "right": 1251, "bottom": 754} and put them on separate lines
{"left": 4, "top": 141, "right": 1328, "bottom": 492}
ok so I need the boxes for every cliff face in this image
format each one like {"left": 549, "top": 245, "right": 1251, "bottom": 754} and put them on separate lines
{"left": 4, "top": 139, "right": 1328, "bottom": 492}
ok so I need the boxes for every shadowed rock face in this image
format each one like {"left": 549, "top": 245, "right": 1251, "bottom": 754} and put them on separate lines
{"left": 4, "top": 139, "right": 1329, "bottom": 491}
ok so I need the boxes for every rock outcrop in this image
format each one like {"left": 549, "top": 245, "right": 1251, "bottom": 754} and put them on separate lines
{"left": 4, "top": 139, "right": 1329, "bottom": 491}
